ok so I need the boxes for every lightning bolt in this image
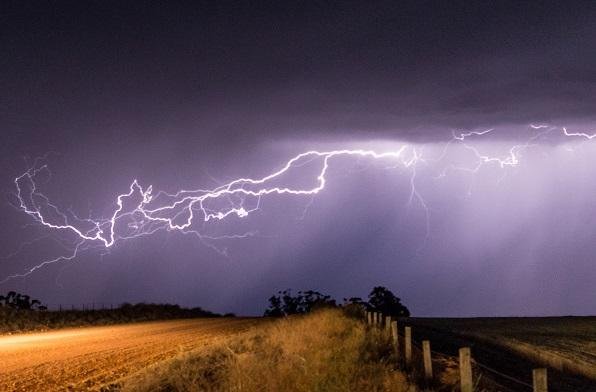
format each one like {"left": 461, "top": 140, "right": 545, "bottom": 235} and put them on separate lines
{"left": 4, "top": 124, "right": 596, "bottom": 282}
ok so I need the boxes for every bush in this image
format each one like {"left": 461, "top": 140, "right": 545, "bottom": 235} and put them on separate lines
{"left": 264, "top": 289, "right": 337, "bottom": 316}
{"left": 343, "top": 302, "right": 366, "bottom": 319}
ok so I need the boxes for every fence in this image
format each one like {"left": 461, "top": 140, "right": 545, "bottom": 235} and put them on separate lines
{"left": 364, "top": 311, "right": 549, "bottom": 392}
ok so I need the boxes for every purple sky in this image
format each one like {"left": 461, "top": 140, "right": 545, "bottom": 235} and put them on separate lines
{"left": 1, "top": 1, "right": 596, "bottom": 316}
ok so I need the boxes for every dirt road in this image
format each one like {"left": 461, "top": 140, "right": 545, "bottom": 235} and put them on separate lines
{"left": 0, "top": 318, "right": 261, "bottom": 391}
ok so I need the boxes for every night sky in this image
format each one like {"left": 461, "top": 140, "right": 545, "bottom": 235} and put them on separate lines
{"left": 2, "top": 1, "right": 596, "bottom": 316}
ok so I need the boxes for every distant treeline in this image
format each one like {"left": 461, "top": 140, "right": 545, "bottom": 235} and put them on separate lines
{"left": 0, "top": 291, "right": 225, "bottom": 334}
{"left": 0, "top": 286, "right": 410, "bottom": 334}
{"left": 0, "top": 291, "right": 46, "bottom": 311}
{"left": 264, "top": 286, "right": 410, "bottom": 318}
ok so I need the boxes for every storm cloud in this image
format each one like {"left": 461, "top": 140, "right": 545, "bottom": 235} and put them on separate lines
{"left": 1, "top": 1, "right": 595, "bottom": 316}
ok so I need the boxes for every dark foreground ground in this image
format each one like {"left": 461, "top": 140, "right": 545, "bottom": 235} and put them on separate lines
{"left": 403, "top": 316, "right": 596, "bottom": 392}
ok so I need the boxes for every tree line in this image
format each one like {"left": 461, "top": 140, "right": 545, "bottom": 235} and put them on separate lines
{"left": 0, "top": 291, "right": 47, "bottom": 311}
{"left": 264, "top": 286, "right": 410, "bottom": 317}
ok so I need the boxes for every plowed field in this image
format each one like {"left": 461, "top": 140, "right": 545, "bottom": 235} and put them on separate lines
{"left": 0, "top": 318, "right": 261, "bottom": 391}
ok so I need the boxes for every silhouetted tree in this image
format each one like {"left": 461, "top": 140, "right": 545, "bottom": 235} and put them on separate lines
{"left": 264, "top": 294, "right": 284, "bottom": 317}
{"left": 0, "top": 291, "right": 46, "bottom": 310}
{"left": 281, "top": 289, "right": 302, "bottom": 314}
{"left": 264, "top": 289, "right": 336, "bottom": 316}
{"left": 368, "top": 286, "right": 410, "bottom": 317}
{"left": 300, "top": 290, "right": 336, "bottom": 312}
{"left": 343, "top": 297, "right": 367, "bottom": 306}
{"left": 342, "top": 297, "right": 367, "bottom": 318}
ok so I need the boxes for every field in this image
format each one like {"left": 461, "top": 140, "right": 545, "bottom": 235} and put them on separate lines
{"left": 404, "top": 316, "right": 596, "bottom": 390}
{"left": 1, "top": 310, "right": 594, "bottom": 391}
{"left": 0, "top": 317, "right": 260, "bottom": 391}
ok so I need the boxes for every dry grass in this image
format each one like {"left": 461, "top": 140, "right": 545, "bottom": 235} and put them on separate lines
{"left": 118, "top": 309, "right": 415, "bottom": 392}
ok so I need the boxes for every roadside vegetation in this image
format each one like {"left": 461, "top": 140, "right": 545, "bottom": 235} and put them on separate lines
{"left": 119, "top": 308, "right": 414, "bottom": 392}
{"left": 0, "top": 291, "right": 222, "bottom": 334}
{"left": 0, "top": 285, "right": 409, "bottom": 337}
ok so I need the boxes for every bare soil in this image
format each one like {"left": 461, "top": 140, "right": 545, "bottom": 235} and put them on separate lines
{"left": 0, "top": 317, "right": 261, "bottom": 391}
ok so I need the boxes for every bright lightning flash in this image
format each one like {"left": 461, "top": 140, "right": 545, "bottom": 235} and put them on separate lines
{"left": 4, "top": 124, "right": 595, "bottom": 282}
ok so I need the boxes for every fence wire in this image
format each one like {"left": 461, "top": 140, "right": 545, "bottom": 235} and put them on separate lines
{"left": 475, "top": 361, "right": 533, "bottom": 390}
{"left": 422, "top": 343, "right": 533, "bottom": 390}
{"left": 365, "top": 313, "right": 536, "bottom": 391}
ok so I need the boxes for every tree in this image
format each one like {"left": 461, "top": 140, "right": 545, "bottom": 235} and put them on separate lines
{"left": 342, "top": 297, "right": 367, "bottom": 318}
{"left": 264, "top": 294, "right": 284, "bottom": 317}
{"left": 343, "top": 297, "right": 367, "bottom": 307}
{"left": 368, "top": 286, "right": 410, "bottom": 317}
{"left": 300, "top": 290, "right": 336, "bottom": 312}
{"left": 0, "top": 291, "right": 46, "bottom": 310}
{"left": 264, "top": 289, "right": 337, "bottom": 316}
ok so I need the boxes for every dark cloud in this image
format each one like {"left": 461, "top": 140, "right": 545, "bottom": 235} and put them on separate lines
{"left": 1, "top": 1, "right": 595, "bottom": 315}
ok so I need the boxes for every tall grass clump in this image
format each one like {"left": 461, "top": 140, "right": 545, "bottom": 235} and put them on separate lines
{"left": 119, "top": 309, "right": 413, "bottom": 391}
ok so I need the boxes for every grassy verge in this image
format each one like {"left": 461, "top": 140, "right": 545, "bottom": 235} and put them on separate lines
{"left": 0, "top": 303, "right": 221, "bottom": 334}
{"left": 117, "top": 309, "right": 414, "bottom": 392}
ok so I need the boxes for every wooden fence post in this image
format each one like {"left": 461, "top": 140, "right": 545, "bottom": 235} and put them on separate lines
{"left": 423, "top": 340, "right": 433, "bottom": 380}
{"left": 391, "top": 321, "right": 399, "bottom": 354}
{"left": 533, "top": 368, "right": 548, "bottom": 392}
{"left": 385, "top": 315, "right": 392, "bottom": 333}
{"left": 366, "top": 311, "right": 371, "bottom": 325}
{"left": 405, "top": 326, "right": 412, "bottom": 366}
{"left": 459, "top": 347, "right": 473, "bottom": 392}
